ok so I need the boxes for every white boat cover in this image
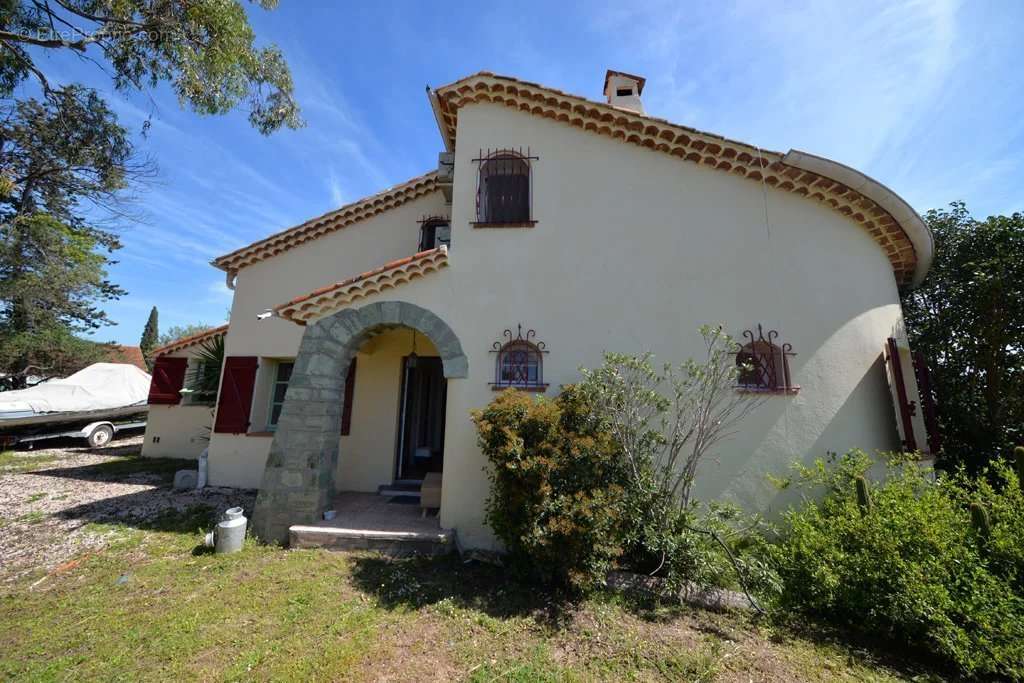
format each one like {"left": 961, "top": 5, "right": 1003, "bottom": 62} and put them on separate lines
{"left": 0, "top": 363, "right": 152, "bottom": 415}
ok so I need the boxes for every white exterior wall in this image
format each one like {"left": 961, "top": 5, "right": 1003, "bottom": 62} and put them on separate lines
{"left": 389, "top": 102, "right": 904, "bottom": 547}
{"left": 209, "top": 100, "right": 917, "bottom": 549}
{"left": 141, "top": 347, "right": 216, "bottom": 460}
{"left": 206, "top": 192, "right": 448, "bottom": 488}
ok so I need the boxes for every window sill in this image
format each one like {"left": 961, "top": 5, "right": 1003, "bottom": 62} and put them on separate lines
{"left": 471, "top": 220, "right": 537, "bottom": 229}
{"left": 246, "top": 431, "right": 275, "bottom": 437}
{"left": 491, "top": 384, "right": 549, "bottom": 393}
{"left": 734, "top": 386, "right": 800, "bottom": 395}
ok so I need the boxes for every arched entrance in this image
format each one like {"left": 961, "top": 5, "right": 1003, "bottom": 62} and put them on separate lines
{"left": 251, "top": 301, "right": 467, "bottom": 544}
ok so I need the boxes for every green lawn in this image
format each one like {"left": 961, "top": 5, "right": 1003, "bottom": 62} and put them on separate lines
{"left": 0, "top": 503, "right": 942, "bottom": 682}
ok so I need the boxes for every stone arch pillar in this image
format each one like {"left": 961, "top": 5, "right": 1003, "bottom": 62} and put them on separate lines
{"left": 251, "top": 301, "right": 468, "bottom": 544}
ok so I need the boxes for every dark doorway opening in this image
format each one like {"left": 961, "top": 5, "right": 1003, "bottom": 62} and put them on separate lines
{"left": 396, "top": 356, "right": 446, "bottom": 481}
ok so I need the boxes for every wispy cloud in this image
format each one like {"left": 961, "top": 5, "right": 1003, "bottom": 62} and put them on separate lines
{"left": 589, "top": 0, "right": 966, "bottom": 206}
{"left": 73, "top": 0, "right": 1020, "bottom": 345}
{"left": 326, "top": 167, "right": 346, "bottom": 206}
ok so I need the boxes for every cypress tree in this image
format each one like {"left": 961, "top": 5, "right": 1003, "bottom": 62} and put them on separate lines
{"left": 140, "top": 306, "right": 159, "bottom": 368}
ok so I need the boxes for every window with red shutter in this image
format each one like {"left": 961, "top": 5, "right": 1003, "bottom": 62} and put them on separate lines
{"left": 341, "top": 358, "right": 357, "bottom": 436}
{"left": 147, "top": 357, "right": 188, "bottom": 405}
{"left": 214, "top": 356, "right": 259, "bottom": 434}
{"left": 884, "top": 338, "right": 918, "bottom": 452}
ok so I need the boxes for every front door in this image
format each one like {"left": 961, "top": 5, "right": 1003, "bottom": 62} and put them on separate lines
{"left": 396, "top": 356, "right": 446, "bottom": 480}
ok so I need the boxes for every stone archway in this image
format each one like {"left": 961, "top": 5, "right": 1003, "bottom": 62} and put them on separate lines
{"left": 251, "top": 301, "right": 467, "bottom": 544}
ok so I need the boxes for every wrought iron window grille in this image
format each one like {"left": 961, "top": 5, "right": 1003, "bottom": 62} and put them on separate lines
{"left": 735, "top": 325, "right": 799, "bottom": 394}
{"left": 472, "top": 148, "right": 538, "bottom": 227}
{"left": 490, "top": 324, "right": 548, "bottom": 391}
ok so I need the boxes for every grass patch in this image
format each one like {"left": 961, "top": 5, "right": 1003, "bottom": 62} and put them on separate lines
{"left": 16, "top": 510, "right": 46, "bottom": 524}
{"left": 0, "top": 451, "right": 64, "bottom": 473}
{"left": 0, "top": 515, "right": 943, "bottom": 682}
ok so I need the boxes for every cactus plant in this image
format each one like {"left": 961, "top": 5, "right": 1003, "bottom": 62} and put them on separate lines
{"left": 970, "top": 501, "right": 991, "bottom": 538}
{"left": 855, "top": 476, "right": 872, "bottom": 516}
{"left": 1014, "top": 446, "right": 1024, "bottom": 487}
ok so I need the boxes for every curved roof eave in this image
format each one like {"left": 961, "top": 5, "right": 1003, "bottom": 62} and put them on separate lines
{"left": 782, "top": 150, "right": 933, "bottom": 286}
{"left": 433, "top": 72, "right": 932, "bottom": 288}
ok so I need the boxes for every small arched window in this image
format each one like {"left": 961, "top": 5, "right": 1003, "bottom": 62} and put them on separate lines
{"left": 490, "top": 325, "right": 548, "bottom": 391}
{"left": 477, "top": 151, "right": 530, "bottom": 224}
{"left": 736, "top": 326, "right": 798, "bottom": 393}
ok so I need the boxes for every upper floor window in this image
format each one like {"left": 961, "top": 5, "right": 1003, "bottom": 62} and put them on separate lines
{"left": 474, "top": 149, "right": 536, "bottom": 226}
{"left": 735, "top": 325, "right": 798, "bottom": 394}
{"left": 490, "top": 325, "right": 548, "bottom": 391}
{"left": 418, "top": 217, "right": 450, "bottom": 252}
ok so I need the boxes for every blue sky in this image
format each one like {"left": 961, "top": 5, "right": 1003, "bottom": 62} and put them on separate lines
{"left": 23, "top": 0, "right": 1023, "bottom": 345}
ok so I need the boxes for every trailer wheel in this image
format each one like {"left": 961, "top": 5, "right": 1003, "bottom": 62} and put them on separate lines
{"left": 87, "top": 424, "right": 114, "bottom": 448}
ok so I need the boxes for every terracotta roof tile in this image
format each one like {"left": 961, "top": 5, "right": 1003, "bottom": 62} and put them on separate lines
{"left": 432, "top": 72, "right": 928, "bottom": 286}
{"left": 106, "top": 345, "right": 147, "bottom": 371}
{"left": 213, "top": 71, "right": 929, "bottom": 287}
{"left": 150, "top": 324, "right": 229, "bottom": 358}
{"left": 275, "top": 247, "right": 449, "bottom": 324}
{"left": 212, "top": 171, "right": 439, "bottom": 274}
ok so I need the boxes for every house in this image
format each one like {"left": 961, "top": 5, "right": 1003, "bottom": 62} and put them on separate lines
{"left": 143, "top": 70, "right": 936, "bottom": 547}
{"left": 142, "top": 325, "right": 227, "bottom": 460}
{"left": 105, "top": 345, "right": 148, "bottom": 372}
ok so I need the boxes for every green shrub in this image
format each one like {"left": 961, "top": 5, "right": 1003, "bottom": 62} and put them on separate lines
{"left": 471, "top": 387, "right": 630, "bottom": 591}
{"left": 472, "top": 383, "right": 774, "bottom": 602}
{"left": 771, "top": 450, "right": 1024, "bottom": 679}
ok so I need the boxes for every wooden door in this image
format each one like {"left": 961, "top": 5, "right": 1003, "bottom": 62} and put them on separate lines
{"left": 396, "top": 356, "right": 446, "bottom": 480}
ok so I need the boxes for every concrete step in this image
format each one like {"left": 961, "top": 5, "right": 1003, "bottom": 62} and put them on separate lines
{"left": 377, "top": 481, "right": 421, "bottom": 499}
{"left": 378, "top": 488, "right": 420, "bottom": 500}
{"left": 288, "top": 524, "right": 454, "bottom": 556}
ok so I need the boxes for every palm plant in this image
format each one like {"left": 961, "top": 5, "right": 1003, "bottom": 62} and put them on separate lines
{"left": 182, "top": 334, "right": 225, "bottom": 405}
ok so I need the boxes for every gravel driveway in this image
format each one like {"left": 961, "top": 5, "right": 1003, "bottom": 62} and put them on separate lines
{"left": 0, "top": 435, "right": 255, "bottom": 583}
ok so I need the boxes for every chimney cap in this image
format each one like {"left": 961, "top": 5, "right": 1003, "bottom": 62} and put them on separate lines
{"left": 604, "top": 69, "right": 646, "bottom": 96}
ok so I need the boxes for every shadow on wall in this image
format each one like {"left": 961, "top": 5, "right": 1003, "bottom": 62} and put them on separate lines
{"left": 703, "top": 352, "right": 898, "bottom": 520}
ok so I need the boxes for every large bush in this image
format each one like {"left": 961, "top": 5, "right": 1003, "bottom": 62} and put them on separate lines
{"left": 471, "top": 331, "right": 771, "bottom": 599}
{"left": 771, "top": 451, "right": 1024, "bottom": 679}
{"left": 471, "top": 387, "right": 630, "bottom": 591}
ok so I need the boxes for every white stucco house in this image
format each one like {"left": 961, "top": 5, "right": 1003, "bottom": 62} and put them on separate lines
{"left": 143, "top": 70, "right": 937, "bottom": 547}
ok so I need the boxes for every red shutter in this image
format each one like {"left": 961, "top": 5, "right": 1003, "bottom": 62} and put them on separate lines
{"left": 884, "top": 338, "right": 918, "bottom": 452}
{"left": 341, "top": 358, "right": 357, "bottom": 436}
{"left": 147, "top": 357, "right": 187, "bottom": 405}
{"left": 214, "top": 357, "right": 259, "bottom": 434}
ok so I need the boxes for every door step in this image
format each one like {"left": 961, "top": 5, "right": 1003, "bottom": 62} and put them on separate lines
{"left": 378, "top": 481, "right": 421, "bottom": 499}
{"left": 289, "top": 525, "right": 454, "bottom": 556}
{"left": 379, "top": 490, "right": 420, "bottom": 500}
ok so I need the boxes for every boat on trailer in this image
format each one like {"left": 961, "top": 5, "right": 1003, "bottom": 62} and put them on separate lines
{"left": 0, "top": 363, "right": 151, "bottom": 447}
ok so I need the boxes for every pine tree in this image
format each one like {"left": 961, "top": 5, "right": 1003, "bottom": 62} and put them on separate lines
{"left": 140, "top": 307, "right": 159, "bottom": 369}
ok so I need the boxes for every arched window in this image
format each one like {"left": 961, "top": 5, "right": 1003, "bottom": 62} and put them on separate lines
{"left": 736, "top": 326, "right": 797, "bottom": 393}
{"left": 490, "top": 325, "right": 548, "bottom": 391}
{"left": 477, "top": 151, "right": 530, "bottom": 224}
